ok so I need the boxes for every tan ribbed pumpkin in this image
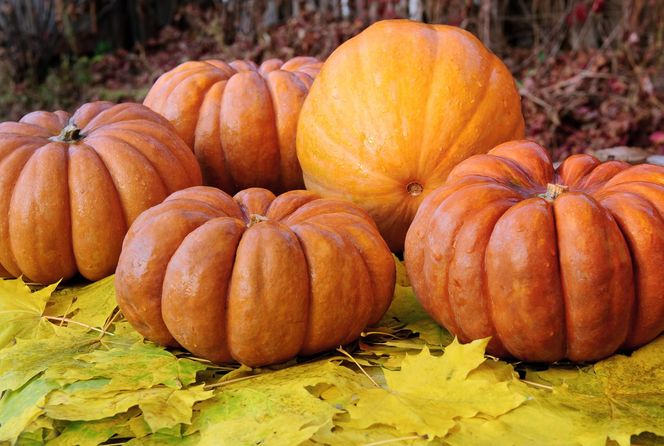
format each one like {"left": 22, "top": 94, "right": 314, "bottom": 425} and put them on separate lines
{"left": 144, "top": 57, "right": 321, "bottom": 194}
{"left": 115, "top": 186, "right": 395, "bottom": 367}
{"left": 406, "top": 140, "right": 664, "bottom": 362}
{"left": 0, "top": 101, "right": 201, "bottom": 284}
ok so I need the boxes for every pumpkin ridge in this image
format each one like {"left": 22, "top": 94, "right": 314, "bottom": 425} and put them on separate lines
{"left": 96, "top": 127, "right": 191, "bottom": 192}
{"left": 72, "top": 137, "right": 131, "bottom": 229}
{"left": 447, "top": 194, "right": 514, "bottom": 352}
{"left": 600, "top": 191, "right": 664, "bottom": 348}
{"left": 421, "top": 190, "right": 470, "bottom": 337}
{"left": 67, "top": 142, "right": 127, "bottom": 280}
{"left": 112, "top": 120, "right": 203, "bottom": 186}
{"left": 146, "top": 64, "right": 222, "bottom": 112}
{"left": 482, "top": 205, "right": 513, "bottom": 355}
{"left": 78, "top": 102, "right": 135, "bottom": 132}
{"left": 193, "top": 78, "right": 229, "bottom": 167}
{"left": 0, "top": 122, "right": 53, "bottom": 139}
{"left": 0, "top": 146, "right": 39, "bottom": 276}
{"left": 10, "top": 143, "right": 77, "bottom": 283}
{"left": 489, "top": 154, "right": 544, "bottom": 191}
{"left": 84, "top": 135, "right": 169, "bottom": 226}
{"left": 262, "top": 73, "right": 284, "bottom": 191}
{"left": 431, "top": 49, "right": 495, "bottom": 173}
{"left": 554, "top": 193, "right": 634, "bottom": 360}
{"left": 304, "top": 215, "right": 381, "bottom": 323}
{"left": 286, "top": 224, "right": 313, "bottom": 357}
{"left": 194, "top": 81, "right": 234, "bottom": 191}
{"left": 291, "top": 222, "right": 357, "bottom": 355}
{"left": 88, "top": 131, "right": 173, "bottom": 190}
{"left": 430, "top": 182, "right": 520, "bottom": 340}
{"left": 169, "top": 73, "right": 227, "bottom": 148}
{"left": 216, "top": 83, "right": 242, "bottom": 192}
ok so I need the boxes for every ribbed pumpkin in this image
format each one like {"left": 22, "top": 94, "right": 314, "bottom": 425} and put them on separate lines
{"left": 297, "top": 20, "right": 525, "bottom": 252}
{"left": 115, "top": 186, "right": 395, "bottom": 366}
{"left": 144, "top": 57, "right": 322, "bottom": 194}
{"left": 405, "top": 140, "right": 664, "bottom": 362}
{"left": 0, "top": 101, "right": 202, "bottom": 284}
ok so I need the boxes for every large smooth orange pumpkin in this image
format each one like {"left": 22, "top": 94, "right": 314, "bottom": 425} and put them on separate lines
{"left": 405, "top": 140, "right": 664, "bottom": 362}
{"left": 144, "top": 57, "right": 321, "bottom": 194}
{"left": 0, "top": 101, "right": 202, "bottom": 284}
{"left": 297, "top": 20, "right": 525, "bottom": 252}
{"left": 115, "top": 186, "right": 395, "bottom": 367}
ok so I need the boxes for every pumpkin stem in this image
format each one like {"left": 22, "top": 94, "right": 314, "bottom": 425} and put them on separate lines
{"left": 407, "top": 182, "right": 423, "bottom": 197}
{"left": 248, "top": 214, "right": 269, "bottom": 227}
{"left": 540, "top": 183, "right": 568, "bottom": 201}
{"left": 50, "top": 122, "right": 83, "bottom": 143}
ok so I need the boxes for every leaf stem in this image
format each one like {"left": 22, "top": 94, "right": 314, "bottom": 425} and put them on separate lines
{"left": 336, "top": 346, "right": 381, "bottom": 388}
{"left": 520, "top": 379, "right": 553, "bottom": 390}
{"left": 362, "top": 435, "right": 428, "bottom": 446}
{"left": 204, "top": 374, "right": 260, "bottom": 390}
{"left": 43, "top": 315, "right": 114, "bottom": 336}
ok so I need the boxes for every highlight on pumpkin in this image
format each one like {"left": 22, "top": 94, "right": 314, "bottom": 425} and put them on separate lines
{"left": 297, "top": 19, "right": 526, "bottom": 252}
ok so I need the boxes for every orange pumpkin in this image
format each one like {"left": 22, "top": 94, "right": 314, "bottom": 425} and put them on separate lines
{"left": 0, "top": 101, "right": 202, "bottom": 284}
{"left": 115, "top": 186, "right": 395, "bottom": 366}
{"left": 144, "top": 57, "right": 322, "bottom": 194}
{"left": 296, "top": 20, "right": 525, "bottom": 252}
{"left": 405, "top": 140, "right": 664, "bottom": 362}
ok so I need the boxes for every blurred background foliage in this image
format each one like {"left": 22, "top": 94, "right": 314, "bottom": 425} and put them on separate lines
{"left": 0, "top": 0, "right": 662, "bottom": 159}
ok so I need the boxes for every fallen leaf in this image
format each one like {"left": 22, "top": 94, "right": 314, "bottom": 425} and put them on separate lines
{"left": 342, "top": 339, "right": 527, "bottom": 440}
{"left": 0, "top": 278, "right": 60, "bottom": 348}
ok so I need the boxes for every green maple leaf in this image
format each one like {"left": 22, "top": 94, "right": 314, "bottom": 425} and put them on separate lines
{"left": 0, "top": 377, "right": 59, "bottom": 443}
{"left": 0, "top": 278, "right": 60, "bottom": 349}
{"left": 45, "top": 276, "right": 118, "bottom": 330}
{"left": 445, "top": 336, "right": 664, "bottom": 446}
{"left": 190, "top": 361, "right": 370, "bottom": 446}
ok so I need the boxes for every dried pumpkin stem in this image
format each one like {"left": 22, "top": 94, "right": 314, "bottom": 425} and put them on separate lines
{"left": 247, "top": 214, "right": 269, "bottom": 227}
{"left": 540, "top": 183, "right": 568, "bottom": 201}
{"left": 50, "top": 122, "right": 83, "bottom": 143}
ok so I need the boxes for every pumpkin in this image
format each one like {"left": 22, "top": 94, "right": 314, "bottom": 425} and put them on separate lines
{"left": 115, "top": 186, "right": 395, "bottom": 366}
{"left": 296, "top": 20, "right": 525, "bottom": 252}
{"left": 0, "top": 101, "right": 202, "bottom": 284}
{"left": 405, "top": 140, "right": 664, "bottom": 362}
{"left": 143, "top": 57, "right": 322, "bottom": 194}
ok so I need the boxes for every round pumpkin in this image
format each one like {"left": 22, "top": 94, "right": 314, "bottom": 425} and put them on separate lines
{"left": 405, "top": 140, "right": 664, "bottom": 362}
{"left": 143, "top": 57, "right": 322, "bottom": 194}
{"left": 115, "top": 186, "right": 395, "bottom": 366}
{"left": 0, "top": 101, "right": 202, "bottom": 284}
{"left": 296, "top": 20, "right": 525, "bottom": 252}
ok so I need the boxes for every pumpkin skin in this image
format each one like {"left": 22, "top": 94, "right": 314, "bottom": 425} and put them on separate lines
{"left": 0, "top": 101, "right": 202, "bottom": 284}
{"left": 115, "top": 186, "right": 395, "bottom": 367}
{"left": 143, "top": 57, "right": 322, "bottom": 194}
{"left": 405, "top": 140, "right": 664, "bottom": 362}
{"left": 296, "top": 20, "right": 525, "bottom": 252}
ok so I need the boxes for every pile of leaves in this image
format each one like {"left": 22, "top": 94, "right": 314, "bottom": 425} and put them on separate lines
{"left": 513, "top": 46, "right": 664, "bottom": 160}
{"left": 1, "top": 260, "right": 663, "bottom": 445}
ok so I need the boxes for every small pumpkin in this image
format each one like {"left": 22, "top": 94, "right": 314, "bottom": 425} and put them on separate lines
{"left": 115, "top": 186, "right": 395, "bottom": 367}
{"left": 0, "top": 101, "right": 202, "bottom": 284}
{"left": 296, "top": 20, "right": 525, "bottom": 252}
{"left": 405, "top": 140, "right": 664, "bottom": 362}
{"left": 144, "top": 57, "right": 322, "bottom": 194}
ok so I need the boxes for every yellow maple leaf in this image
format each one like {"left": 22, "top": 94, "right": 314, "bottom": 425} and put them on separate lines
{"left": 341, "top": 338, "right": 527, "bottom": 440}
